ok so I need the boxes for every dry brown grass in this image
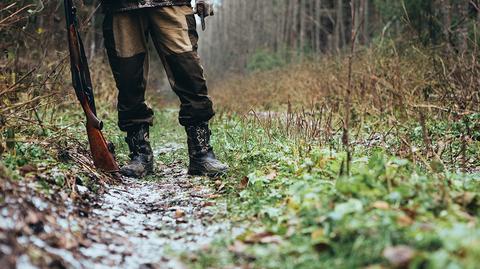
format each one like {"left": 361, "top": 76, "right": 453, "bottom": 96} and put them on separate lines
{"left": 210, "top": 47, "right": 479, "bottom": 118}
{"left": 209, "top": 45, "right": 480, "bottom": 170}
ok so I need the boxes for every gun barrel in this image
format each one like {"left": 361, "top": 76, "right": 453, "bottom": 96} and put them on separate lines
{"left": 64, "top": 0, "right": 119, "bottom": 173}
{"left": 200, "top": 14, "right": 206, "bottom": 31}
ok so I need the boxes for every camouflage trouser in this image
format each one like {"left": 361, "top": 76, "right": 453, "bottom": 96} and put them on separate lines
{"left": 103, "top": 6, "right": 214, "bottom": 131}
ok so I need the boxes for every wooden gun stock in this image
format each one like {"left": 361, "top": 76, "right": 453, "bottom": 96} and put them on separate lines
{"left": 65, "top": 0, "right": 119, "bottom": 173}
{"left": 86, "top": 124, "right": 118, "bottom": 172}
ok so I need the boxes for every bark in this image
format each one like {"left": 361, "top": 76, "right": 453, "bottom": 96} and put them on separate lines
{"left": 456, "top": 1, "right": 469, "bottom": 55}
{"left": 335, "top": 0, "right": 345, "bottom": 51}
{"left": 439, "top": 0, "right": 452, "bottom": 51}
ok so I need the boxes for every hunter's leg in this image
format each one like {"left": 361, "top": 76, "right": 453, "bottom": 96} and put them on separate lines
{"left": 103, "top": 11, "right": 154, "bottom": 178}
{"left": 148, "top": 6, "right": 228, "bottom": 176}
{"left": 103, "top": 11, "right": 152, "bottom": 130}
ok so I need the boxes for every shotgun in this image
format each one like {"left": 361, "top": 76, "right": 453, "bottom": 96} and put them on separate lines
{"left": 199, "top": 13, "right": 206, "bottom": 31}
{"left": 64, "top": 0, "right": 119, "bottom": 173}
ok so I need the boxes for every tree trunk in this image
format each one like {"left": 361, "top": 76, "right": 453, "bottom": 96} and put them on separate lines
{"left": 456, "top": 1, "right": 469, "bottom": 55}
{"left": 439, "top": 0, "right": 452, "bottom": 51}
{"left": 300, "top": 0, "right": 306, "bottom": 56}
{"left": 362, "top": 0, "right": 369, "bottom": 44}
{"left": 335, "top": 0, "right": 345, "bottom": 51}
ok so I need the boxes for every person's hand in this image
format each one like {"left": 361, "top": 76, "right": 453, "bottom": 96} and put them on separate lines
{"left": 196, "top": 0, "right": 214, "bottom": 18}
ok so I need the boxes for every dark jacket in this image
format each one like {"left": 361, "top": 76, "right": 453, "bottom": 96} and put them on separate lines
{"left": 102, "top": 0, "right": 191, "bottom": 13}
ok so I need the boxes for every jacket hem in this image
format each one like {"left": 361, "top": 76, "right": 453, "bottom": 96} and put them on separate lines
{"left": 104, "top": 2, "right": 192, "bottom": 13}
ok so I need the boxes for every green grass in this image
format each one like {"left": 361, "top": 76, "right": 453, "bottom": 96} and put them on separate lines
{"left": 182, "top": 114, "right": 480, "bottom": 269}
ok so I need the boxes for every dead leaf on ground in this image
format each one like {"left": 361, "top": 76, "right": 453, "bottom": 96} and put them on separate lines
{"left": 207, "top": 194, "right": 220, "bottom": 199}
{"left": 19, "top": 164, "right": 37, "bottom": 176}
{"left": 259, "top": 235, "right": 283, "bottom": 244}
{"left": 265, "top": 171, "right": 278, "bottom": 180}
{"left": 239, "top": 176, "right": 249, "bottom": 189}
{"left": 47, "top": 233, "right": 79, "bottom": 250}
{"left": 383, "top": 245, "right": 416, "bottom": 268}
{"left": 174, "top": 209, "right": 185, "bottom": 219}
{"left": 25, "top": 210, "right": 41, "bottom": 225}
{"left": 201, "top": 201, "right": 216, "bottom": 207}
{"left": 401, "top": 207, "right": 418, "bottom": 219}
{"left": 372, "top": 201, "right": 390, "bottom": 210}
{"left": 243, "top": 231, "right": 283, "bottom": 244}
{"left": 217, "top": 183, "right": 226, "bottom": 192}
{"left": 214, "top": 180, "right": 226, "bottom": 191}
{"left": 397, "top": 214, "right": 413, "bottom": 227}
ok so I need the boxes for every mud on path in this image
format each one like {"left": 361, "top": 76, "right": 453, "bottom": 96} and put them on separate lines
{"left": 0, "top": 146, "right": 230, "bottom": 269}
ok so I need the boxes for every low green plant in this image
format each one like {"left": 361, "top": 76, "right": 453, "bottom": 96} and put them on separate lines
{"left": 182, "top": 114, "right": 480, "bottom": 269}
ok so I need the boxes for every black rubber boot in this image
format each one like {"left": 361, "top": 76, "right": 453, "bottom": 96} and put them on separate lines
{"left": 120, "top": 124, "right": 154, "bottom": 178}
{"left": 185, "top": 123, "right": 229, "bottom": 177}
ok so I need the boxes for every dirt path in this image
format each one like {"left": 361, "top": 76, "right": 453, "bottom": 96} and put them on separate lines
{"left": 79, "top": 164, "right": 228, "bottom": 269}
{"left": 1, "top": 146, "right": 230, "bottom": 269}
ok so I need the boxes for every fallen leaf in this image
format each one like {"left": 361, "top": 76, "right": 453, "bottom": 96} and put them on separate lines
{"left": 19, "top": 164, "right": 37, "bottom": 176}
{"left": 201, "top": 201, "right": 215, "bottom": 207}
{"left": 216, "top": 181, "right": 226, "bottom": 192}
{"left": 259, "top": 235, "right": 283, "bottom": 244}
{"left": 25, "top": 210, "right": 40, "bottom": 224}
{"left": 401, "top": 207, "right": 417, "bottom": 219}
{"left": 239, "top": 176, "right": 249, "bottom": 189}
{"left": 383, "top": 245, "right": 415, "bottom": 268}
{"left": 243, "top": 231, "right": 282, "bottom": 244}
{"left": 397, "top": 214, "right": 413, "bottom": 227}
{"left": 174, "top": 209, "right": 185, "bottom": 219}
{"left": 372, "top": 201, "right": 390, "bottom": 210}
{"left": 265, "top": 171, "right": 278, "bottom": 180}
{"left": 56, "top": 234, "right": 79, "bottom": 249}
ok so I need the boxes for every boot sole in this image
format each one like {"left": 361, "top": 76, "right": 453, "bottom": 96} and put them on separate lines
{"left": 188, "top": 168, "right": 228, "bottom": 177}
{"left": 120, "top": 163, "right": 154, "bottom": 179}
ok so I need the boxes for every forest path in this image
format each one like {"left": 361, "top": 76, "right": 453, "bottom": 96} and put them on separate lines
{"left": 3, "top": 121, "right": 233, "bottom": 269}
{"left": 77, "top": 155, "right": 229, "bottom": 269}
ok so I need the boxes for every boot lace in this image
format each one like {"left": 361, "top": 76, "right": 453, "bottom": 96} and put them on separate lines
{"left": 195, "top": 126, "right": 210, "bottom": 154}
{"left": 126, "top": 126, "right": 150, "bottom": 158}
